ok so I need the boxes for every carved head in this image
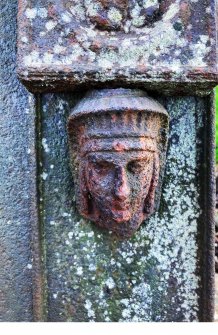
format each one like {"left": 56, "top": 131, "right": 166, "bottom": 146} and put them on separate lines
{"left": 68, "top": 89, "right": 169, "bottom": 238}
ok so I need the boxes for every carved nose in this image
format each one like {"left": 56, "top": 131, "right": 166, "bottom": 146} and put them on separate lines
{"left": 114, "top": 167, "right": 130, "bottom": 200}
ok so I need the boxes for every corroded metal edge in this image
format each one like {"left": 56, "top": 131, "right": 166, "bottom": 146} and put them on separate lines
{"left": 201, "top": 93, "right": 216, "bottom": 322}
{"left": 18, "top": 73, "right": 218, "bottom": 96}
{"left": 31, "top": 94, "right": 48, "bottom": 322}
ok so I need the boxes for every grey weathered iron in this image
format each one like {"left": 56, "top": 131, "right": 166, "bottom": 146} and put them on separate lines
{"left": 68, "top": 88, "right": 169, "bottom": 238}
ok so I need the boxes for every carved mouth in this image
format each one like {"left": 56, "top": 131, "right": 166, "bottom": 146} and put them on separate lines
{"left": 111, "top": 208, "right": 131, "bottom": 223}
{"left": 113, "top": 202, "right": 130, "bottom": 211}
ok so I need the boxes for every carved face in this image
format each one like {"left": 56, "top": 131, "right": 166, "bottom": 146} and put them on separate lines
{"left": 85, "top": 149, "right": 155, "bottom": 224}
{"left": 68, "top": 88, "right": 169, "bottom": 239}
{"left": 75, "top": 133, "right": 160, "bottom": 239}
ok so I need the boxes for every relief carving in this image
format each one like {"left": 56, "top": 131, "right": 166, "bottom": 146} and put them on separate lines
{"left": 84, "top": 0, "right": 164, "bottom": 30}
{"left": 68, "top": 89, "right": 169, "bottom": 238}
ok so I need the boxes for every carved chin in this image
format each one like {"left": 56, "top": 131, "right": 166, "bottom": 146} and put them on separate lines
{"left": 92, "top": 204, "right": 146, "bottom": 239}
{"left": 110, "top": 209, "right": 132, "bottom": 223}
{"left": 99, "top": 215, "right": 144, "bottom": 239}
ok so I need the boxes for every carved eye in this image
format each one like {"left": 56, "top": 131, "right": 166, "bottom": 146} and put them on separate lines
{"left": 92, "top": 161, "right": 112, "bottom": 173}
{"left": 127, "top": 159, "right": 149, "bottom": 174}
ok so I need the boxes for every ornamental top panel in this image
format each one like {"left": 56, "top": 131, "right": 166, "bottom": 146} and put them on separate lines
{"left": 17, "top": 0, "right": 218, "bottom": 94}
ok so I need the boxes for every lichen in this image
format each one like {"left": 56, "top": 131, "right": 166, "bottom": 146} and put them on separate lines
{"left": 107, "top": 8, "right": 123, "bottom": 25}
{"left": 41, "top": 96, "right": 204, "bottom": 322}
{"left": 20, "top": 0, "right": 213, "bottom": 84}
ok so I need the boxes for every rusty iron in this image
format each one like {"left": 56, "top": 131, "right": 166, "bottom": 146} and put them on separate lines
{"left": 17, "top": 0, "right": 218, "bottom": 95}
{"left": 68, "top": 88, "right": 169, "bottom": 238}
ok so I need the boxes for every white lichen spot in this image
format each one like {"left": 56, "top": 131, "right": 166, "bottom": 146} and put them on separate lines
{"left": 24, "top": 51, "right": 40, "bottom": 66}
{"left": 68, "top": 232, "right": 74, "bottom": 239}
{"left": 122, "top": 309, "right": 131, "bottom": 318}
{"left": 45, "top": 20, "right": 57, "bottom": 31}
{"left": 43, "top": 52, "right": 54, "bottom": 64}
{"left": 41, "top": 172, "right": 48, "bottom": 180}
{"left": 126, "top": 257, "right": 133, "bottom": 264}
{"left": 88, "top": 264, "right": 97, "bottom": 272}
{"left": 27, "top": 264, "right": 32, "bottom": 270}
{"left": 87, "top": 231, "right": 94, "bottom": 237}
{"left": 84, "top": 299, "right": 96, "bottom": 319}
{"left": 84, "top": 2, "right": 100, "bottom": 17}
{"left": 206, "top": 7, "right": 211, "bottom": 14}
{"left": 54, "top": 45, "right": 66, "bottom": 54}
{"left": 69, "top": 4, "right": 86, "bottom": 20}
{"left": 162, "top": 2, "right": 179, "bottom": 22}
{"left": 21, "top": 36, "right": 28, "bottom": 43}
{"left": 120, "top": 299, "right": 129, "bottom": 307}
{"left": 39, "top": 31, "right": 46, "bottom": 37}
{"left": 61, "top": 12, "right": 72, "bottom": 23}
{"left": 132, "top": 16, "right": 145, "bottom": 27}
{"left": 62, "top": 212, "right": 71, "bottom": 217}
{"left": 38, "top": 7, "right": 48, "bottom": 18}
{"left": 25, "top": 8, "right": 37, "bottom": 19}
{"left": 143, "top": 0, "right": 159, "bottom": 7}
{"left": 76, "top": 267, "right": 83, "bottom": 276}
{"left": 105, "top": 277, "right": 115, "bottom": 289}
{"left": 110, "top": 259, "right": 116, "bottom": 265}
{"left": 42, "top": 138, "right": 50, "bottom": 153}
{"left": 107, "top": 7, "right": 123, "bottom": 25}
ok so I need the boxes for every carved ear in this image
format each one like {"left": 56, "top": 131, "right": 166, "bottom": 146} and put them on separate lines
{"left": 144, "top": 152, "right": 160, "bottom": 216}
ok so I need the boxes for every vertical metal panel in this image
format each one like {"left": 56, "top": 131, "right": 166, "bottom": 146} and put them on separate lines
{"left": 0, "top": 0, "right": 37, "bottom": 321}
{"left": 40, "top": 93, "right": 212, "bottom": 322}
{"left": 201, "top": 94, "right": 215, "bottom": 321}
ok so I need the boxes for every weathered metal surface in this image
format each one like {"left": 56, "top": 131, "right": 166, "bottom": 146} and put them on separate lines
{"left": 40, "top": 93, "right": 213, "bottom": 321}
{"left": 84, "top": 0, "right": 169, "bottom": 30}
{"left": 0, "top": 0, "right": 37, "bottom": 321}
{"left": 17, "top": 0, "right": 218, "bottom": 94}
{"left": 201, "top": 93, "right": 215, "bottom": 322}
{"left": 68, "top": 88, "right": 169, "bottom": 238}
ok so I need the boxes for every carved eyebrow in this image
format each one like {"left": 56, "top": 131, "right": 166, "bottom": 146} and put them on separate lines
{"left": 87, "top": 154, "right": 114, "bottom": 163}
{"left": 129, "top": 157, "right": 151, "bottom": 161}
